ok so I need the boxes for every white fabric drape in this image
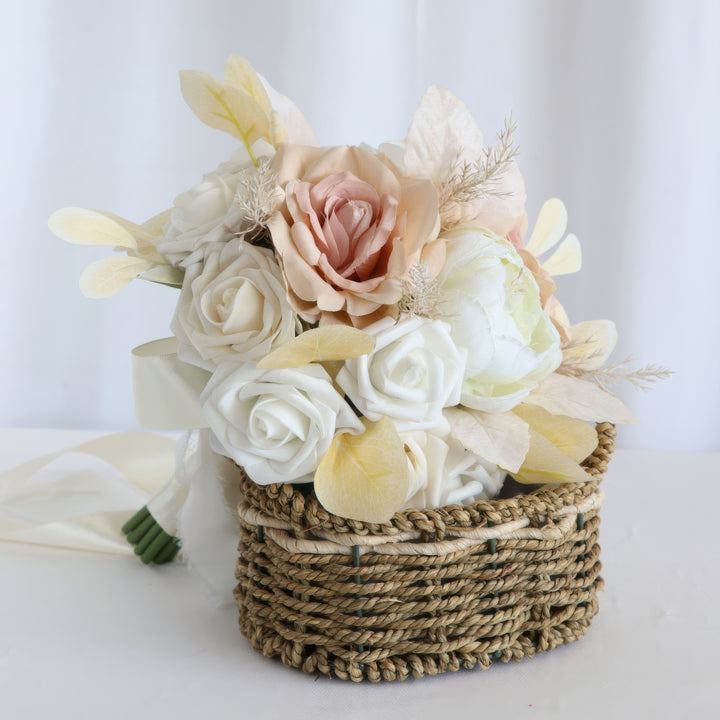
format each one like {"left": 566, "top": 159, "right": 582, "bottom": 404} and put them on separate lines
{"left": 1, "top": 0, "right": 717, "bottom": 451}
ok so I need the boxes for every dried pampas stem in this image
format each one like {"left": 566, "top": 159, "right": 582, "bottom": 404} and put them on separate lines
{"left": 398, "top": 261, "right": 444, "bottom": 320}
{"left": 558, "top": 353, "right": 674, "bottom": 393}
{"left": 231, "top": 157, "right": 279, "bottom": 247}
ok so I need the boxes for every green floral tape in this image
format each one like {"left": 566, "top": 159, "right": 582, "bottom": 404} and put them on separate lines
{"left": 121, "top": 505, "right": 181, "bottom": 564}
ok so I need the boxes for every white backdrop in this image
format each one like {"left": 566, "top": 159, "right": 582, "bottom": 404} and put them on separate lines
{"left": 1, "top": 0, "right": 718, "bottom": 451}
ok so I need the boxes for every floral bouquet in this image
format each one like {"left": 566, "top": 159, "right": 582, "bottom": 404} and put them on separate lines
{"left": 50, "top": 55, "right": 667, "bottom": 680}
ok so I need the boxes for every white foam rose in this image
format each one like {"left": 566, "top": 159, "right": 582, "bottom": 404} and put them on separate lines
{"left": 201, "top": 362, "right": 363, "bottom": 485}
{"left": 171, "top": 238, "right": 298, "bottom": 371}
{"left": 158, "top": 140, "right": 275, "bottom": 267}
{"left": 402, "top": 427, "right": 505, "bottom": 509}
{"left": 336, "top": 316, "right": 466, "bottom": 432}
{"left": 438, "top": 226, "right": 562, "bottom": 413}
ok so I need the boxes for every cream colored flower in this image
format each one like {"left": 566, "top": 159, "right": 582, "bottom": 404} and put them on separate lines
{"left": 267, "top": 144, "right": 442, "bottom": 327}
{"left": 402, "top": 428, "right": 505, "bottom": 509}
{"left": 438, "top": 226, "right": 562, "bottom": 413}
{"left": 171, "top": 238, "right": 298, "bottom": 371}
{"left": 157, "top": 142, "right": 275, "bottom": 267}
{"left": 202, "top": 362, "right": 363, "bottom": 485}
{"left": 336, "top": 316, "right": 466, "bottom": 432}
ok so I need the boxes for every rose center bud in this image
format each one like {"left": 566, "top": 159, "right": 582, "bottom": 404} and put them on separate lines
{"left": 310, "top": 171, "right": 398, "bottom": 284}
{"left": 399, "top": 360, "right": 427, "bottom": 388}
{"left": 204, "top": 280, "right": 264, "bottom": 334}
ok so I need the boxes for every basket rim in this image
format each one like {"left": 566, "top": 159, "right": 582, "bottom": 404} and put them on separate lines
{"left": 238, "top": 422, "right": 616, "bottom": 537}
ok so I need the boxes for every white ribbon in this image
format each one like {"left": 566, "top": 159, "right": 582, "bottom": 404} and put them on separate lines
{"left": 132, "top": 337, "right": 210, "bottom": 430}
{"left": 0, "top": 432, "right": 176, "bottom": 555}
{"left": 1, "top": 340, "right": 243, "bottom": 598}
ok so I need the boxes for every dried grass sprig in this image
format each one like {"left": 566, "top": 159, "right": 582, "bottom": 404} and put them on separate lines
{"left": 558, "top": 353, "right": 674, "bottom": 393}
{"left": 437, "top": 115, "right": 520, "bottom": 230}
{"left": 398, "top": 262, "right": 444, "bottom": 320}
{"left": 438, "top": 116, "right": 519, "bottom": 202}
{"left": 476, "top": 114, "right": 520, "bottom": 193}
{"left": 230, "top": 157, "right": 279, "bottom": 247}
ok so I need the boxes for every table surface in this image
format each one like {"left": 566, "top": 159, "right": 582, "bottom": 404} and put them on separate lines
{"left": 0, "top": 428, "right": 717, "bottom": 720}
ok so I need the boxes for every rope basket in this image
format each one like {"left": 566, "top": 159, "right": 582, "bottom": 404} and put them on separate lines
{"left": 234, "top": 422, "right": 616, "bottom": 682}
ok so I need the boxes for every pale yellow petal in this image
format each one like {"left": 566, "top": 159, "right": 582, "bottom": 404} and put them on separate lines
{"left": 404, "top": 84, "right": 484, "bottom": 180}
{"left": 140, "top": 264, "right": 184, "bottom": 288}
{"left": 269, "top": 108, "right": 287, "bottom": 146}
{"left": 563, "top": 320, "right": 618, "bottom": 370}
{"left": 179, "top": 69, "right": 270, "bottom": 151}
{"left": 525, "top": 198, "right": 567, "bottom": 256}
{"left": 96, "top": 210, "right": 158, "bottom": 246}
{"left": 541, "top": 234, "right": 581, "bottom": 276}
{"left": 48, "top": 208, "right": 138, "bottom": 250}
{"left": 314, "top": 417, "right": 410, "bottom": 523}
{"left": 524, "top": 373, "right": 639, "bottom": 424}
{"left": 551, "top": 301, "right": 571, "bottom": 331}
{"left": 257, "top": 326, "right": 375, "bottom": 368}
{"left": 141, "top": 209, "right": 172, "bottom": 236}
{"left": 444, "top": 406, "right": 529, "bottom": 473}
{"left": 79, "top": 256, "right": 152, "bottom": 298}
{"left": 513, "top": 404, "right": 598, "bottom": 463}
{"left": 511, "top": 429, "right": 592, "bottom": 485}
{"left": 223, "top": 54, "right": 273, "bottom": 119}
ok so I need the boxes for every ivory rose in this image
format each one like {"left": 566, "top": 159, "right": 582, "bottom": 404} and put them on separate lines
{"left": 171, "top": 238, "right": 298, "bottom": 370}
{"left": 201, "top": 362, "right": 363, "bottom": 485}
{"left": 336, "top": 316, "right": 466, "bottom": 432}
{"left": 157, "top": 141, "right": 275, "bottom": 267}
{"left": 402, "top": 429, "right": 505, "bottom": 509}
{"left": 267, "top": 144, "right": 442, "bottom": 327}
{"left": 438, "top": 226, "right": 562, "bottom": 413}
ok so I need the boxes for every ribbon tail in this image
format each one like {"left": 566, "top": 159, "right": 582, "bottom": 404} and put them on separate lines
{"left": 0, "top": 432, "right": 176, "bottom": 558}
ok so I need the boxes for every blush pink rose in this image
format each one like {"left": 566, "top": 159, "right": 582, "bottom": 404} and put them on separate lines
{"left": 267, "top": 144, "right": 441, "bottom": 326}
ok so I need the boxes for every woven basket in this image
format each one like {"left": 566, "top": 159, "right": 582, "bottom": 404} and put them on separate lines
{"left": 234, "top": 421, "right": 616, "bottom": 682}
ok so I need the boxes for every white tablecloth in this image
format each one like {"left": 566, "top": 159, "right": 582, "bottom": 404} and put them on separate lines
{"left": 0, "top": 429, "right": 716, "bottom": 719}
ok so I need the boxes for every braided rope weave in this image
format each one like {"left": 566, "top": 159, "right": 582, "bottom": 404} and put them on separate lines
{"left": 234, "top": 422, "right": 616, "bottom": 682}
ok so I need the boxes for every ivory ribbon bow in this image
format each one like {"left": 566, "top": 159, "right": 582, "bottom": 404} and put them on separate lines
{"left": 0, "top": 338, "right": 225, "bottom": 567}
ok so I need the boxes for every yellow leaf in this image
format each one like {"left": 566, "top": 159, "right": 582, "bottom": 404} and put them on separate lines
{"left": 141, "top": 208, "right": 172, "bottom": 236}
{"left": 223, "top": 54, "right": 273, "bottom": 119}
{"left": 95, "top": 210, "right": 157, "bottom": 246}
{"left": 141, "top": 264, "right": 184, "bottom": 288}
{"left": 79, "top": 256, "right": 152, "bottom": 298}
{"left": 541, "top": 234, "right": 581, "bottom": 276}
{"left": 563, "top": 320, "right": 618, "bottom": 371}
{"left": 223, "top": 55, "right": 285, "bottom": 145}
{"left": 525, "top": 198, "right": 567, "bottom": 257}
{"left": 513, "top": 404, "right": 598, "bottom": 463}
{"left": 179, "top": 69, "right": 271, "bottom": 163}
{"left": 524, "top": 373, "right": 639, "bottom": 424}
{"left": 48, "top": 208, "right": 138, "bottom": 250}
{"left": 257, "top": 327, "right": 375, "bottom": 369}
{"left": 444, "top": 406, "right": 529, "bottom": 473}
{"left": 314, "top": 417, "right": 410, "bottom": 523}
{"left": 511, "top": 429, "right": 593, "bottom": 485}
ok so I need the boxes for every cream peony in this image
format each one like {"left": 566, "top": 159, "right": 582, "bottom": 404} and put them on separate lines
{"left": 402, "top": 428, "right": 505, "bottom": 509}
{"left": 267, "top": 144, "right": 442, "bottom": 327}
{"left": 336, "top": 316, "right": 466, "bottom": 432}
{"left": 438, "top": 226, "right": 562, "bottom": 413}
{"left": 201, "top": 362, "right": 363, "bottom": 485}
{"left": 171, "top": 238, "right": 298, "bottom": 371}
{"left": 157, "top": 141, "right": 275, "bottom": 267}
